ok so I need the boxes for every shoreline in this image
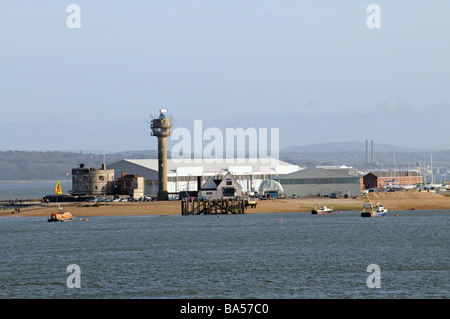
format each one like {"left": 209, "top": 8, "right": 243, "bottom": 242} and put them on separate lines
{"left": 2, "top": 192, "right": 450, "bottom": 218}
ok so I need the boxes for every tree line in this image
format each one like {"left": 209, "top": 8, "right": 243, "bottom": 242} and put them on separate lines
{"left": 0, "top": 151, "right": 156, "bottom": 181}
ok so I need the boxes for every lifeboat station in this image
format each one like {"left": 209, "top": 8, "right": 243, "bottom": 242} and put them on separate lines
{"left": 107, "top": 157, "right": 300, "bottom": 199}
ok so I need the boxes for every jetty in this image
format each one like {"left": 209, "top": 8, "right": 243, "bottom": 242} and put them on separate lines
{"left": 181, "top": 198, "right": 247, "bottom": 215}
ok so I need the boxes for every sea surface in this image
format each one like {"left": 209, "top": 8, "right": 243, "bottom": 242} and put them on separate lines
{"left": 0, "top": 210, "right": 448, "bottom": 299}
{"left": 0, "top": 181, "right": 72, "bottom": 201}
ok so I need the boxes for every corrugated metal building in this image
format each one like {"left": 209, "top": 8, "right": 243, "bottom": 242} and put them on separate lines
{"left": 107, "top": 158, "right": 300, "bottom": 197}
{"left": 275, "top": 168, "right": 362, "bottom": 197}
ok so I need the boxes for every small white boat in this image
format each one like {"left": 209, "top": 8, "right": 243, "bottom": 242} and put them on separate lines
{"left": 375, "top": 203, "right": 388, "bottom": 215}
{"left": 311, "top": 205, "right": 333, "bottom": 215}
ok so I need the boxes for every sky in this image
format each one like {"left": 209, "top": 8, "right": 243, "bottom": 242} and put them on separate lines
{"left": 1, "top": 1, "right": 449, "bottom": 153}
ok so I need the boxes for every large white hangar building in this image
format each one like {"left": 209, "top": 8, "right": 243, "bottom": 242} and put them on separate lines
{"left": 107, "top": 158, "right": 301, "bottom": 197}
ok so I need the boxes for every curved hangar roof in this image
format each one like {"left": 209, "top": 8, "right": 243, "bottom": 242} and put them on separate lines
{"left": 258, "top": 179, "right": 284, "bottom": 194}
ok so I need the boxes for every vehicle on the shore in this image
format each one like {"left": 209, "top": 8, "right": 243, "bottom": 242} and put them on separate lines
{"left": 48, "top": 206, "right": 74, "bottom": 222}
{"left": 245, "top": 197, "right": 258, "bottom": 208}
{"left": 311, "top": 205, "right": 333, "bottom": 214}
{"left": 361, "top": 194, "right": 387, "bottom": 217}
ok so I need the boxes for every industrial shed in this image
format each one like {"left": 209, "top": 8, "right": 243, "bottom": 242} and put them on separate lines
{"left": 275, "top": 168, "right": 362, "bottom": 197}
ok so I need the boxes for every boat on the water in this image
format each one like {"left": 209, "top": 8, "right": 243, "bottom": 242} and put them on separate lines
{"left": 311, "top": 205, "right": 333, "bottom": 214}
{"left": 375, "top": 203, "right": 388, "bottom": 215}
{"left": 48, "top": 206, "right": 74, "bottom": 222}
{"left": 361, "top": 194, "right": 387, "bottom": 217}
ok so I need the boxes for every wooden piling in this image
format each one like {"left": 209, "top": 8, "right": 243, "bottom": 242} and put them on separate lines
{"left": 181, "top": 198, "right": 246, "bottom": 215}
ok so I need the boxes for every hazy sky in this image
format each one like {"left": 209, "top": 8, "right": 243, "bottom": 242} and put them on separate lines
{"left": 1, "top": 1, "right": 449, "bottom": 152}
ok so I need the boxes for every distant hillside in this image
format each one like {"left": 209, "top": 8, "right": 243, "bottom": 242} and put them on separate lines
{"left": 0, "top": 150, "right": 156, "bottom": 181}
{"left": 280, "top": 149, "right": 450, "bottom": 170}
{"left": 0, "top": 146, "right": 449, "bottom": 181}
{"left": 281, "top": 142, "right": 430, "bottom": 153}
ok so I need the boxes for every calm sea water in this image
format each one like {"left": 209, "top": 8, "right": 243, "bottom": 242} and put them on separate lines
{"left": 0, "top": 181, "right": 72, "bottom": 201}
{"left": 0, "top": 210, "right": 448, "bottom": 299}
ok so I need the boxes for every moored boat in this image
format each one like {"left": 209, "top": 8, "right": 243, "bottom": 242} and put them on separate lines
{"left": 311, "top": 205, "right": 333, "bottom": 214}
{"left": 375, "top": 203, "right": 388, "bottom": 215}
{"left": 361, "top": 195, "right": 387, "bottom": 217}
{"left": 48, "top": 206, "right": 74, "bottom": 222}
